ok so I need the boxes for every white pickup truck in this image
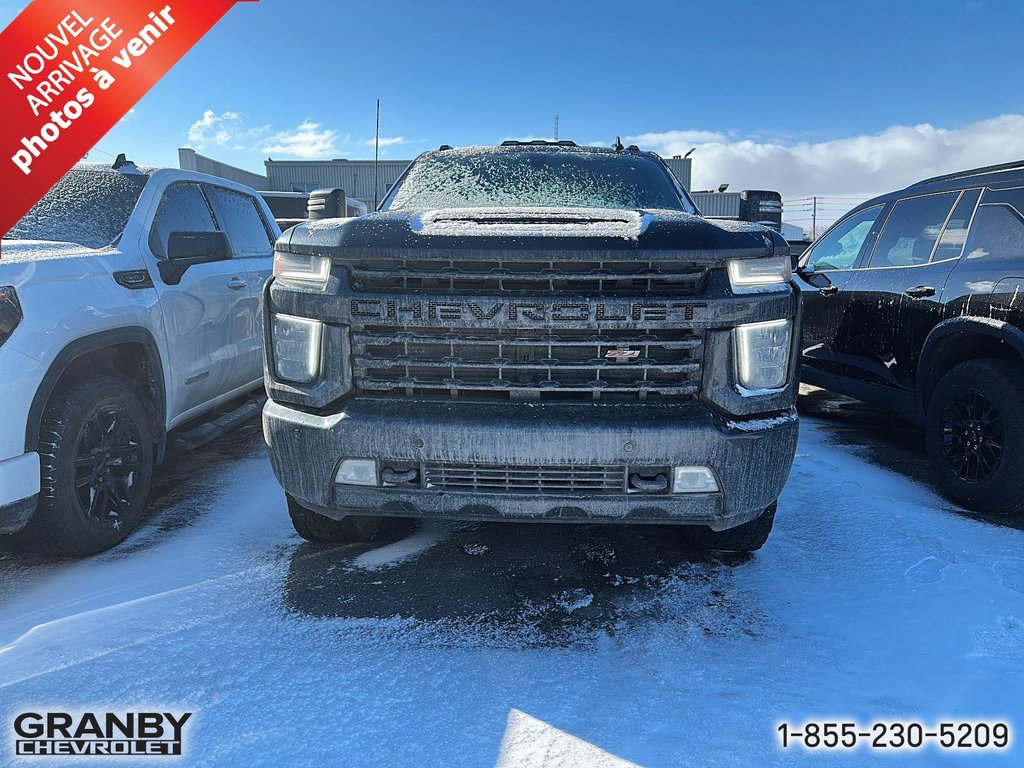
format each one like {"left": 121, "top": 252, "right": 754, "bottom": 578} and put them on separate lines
{"left": 0, "top": 160, "right": 279, "bottom": 555}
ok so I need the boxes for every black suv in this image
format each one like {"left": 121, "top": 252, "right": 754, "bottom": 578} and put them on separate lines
{"left": 796, "top": 161, "right": 1024, "bottom": 513}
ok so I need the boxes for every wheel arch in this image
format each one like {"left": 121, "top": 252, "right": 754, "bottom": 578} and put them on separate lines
{"left": 918, "top": 317, "right": 1024, "bottom": 417}
{"left": 26, "top": 328, "right": 168, "bottom": 461}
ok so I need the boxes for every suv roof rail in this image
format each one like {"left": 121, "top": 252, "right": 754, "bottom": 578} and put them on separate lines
{"left": 911, "top": 159, "right": 1024, "bottom": 187}
{"left": 500, "top": 139, "right": 578, "bottom": 147}
{"left": 438, "top": 144, "right": 453, "bottom": 151}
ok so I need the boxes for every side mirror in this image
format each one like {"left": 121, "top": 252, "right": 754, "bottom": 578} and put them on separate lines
{"left": 159, "top": 231, "right": 231, "bottom": 285}
{"left": 307, "top": 188, "right": 346, "bottom": 220}
{"left": 803, "top": 270, "right": 833, "bottom": 290}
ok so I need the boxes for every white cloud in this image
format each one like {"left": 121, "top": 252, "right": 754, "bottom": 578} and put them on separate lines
{"left": 628, "top": 115, "right": 1024, "bottom": 204}
{"left": 262, "top": 121, "right": 340, "bottom": 159}
{"left": 187, "top": 110, "right": 242, "bottom": 148}
{"left": 363, "top": 136, "right": 407, "bottom": 148}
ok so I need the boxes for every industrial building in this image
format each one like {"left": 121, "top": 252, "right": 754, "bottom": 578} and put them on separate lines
{"left": 179, "top": 147, "right": 693, "bottom": 208}
{"left": 179, "top": 147, "right": 790, "bottom": 232}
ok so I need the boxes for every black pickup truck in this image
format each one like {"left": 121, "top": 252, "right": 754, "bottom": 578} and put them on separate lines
{"left": 262, "top": 141, "right": 800, "bottom": 552}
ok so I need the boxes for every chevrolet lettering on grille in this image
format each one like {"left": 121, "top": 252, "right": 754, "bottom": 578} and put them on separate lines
{"left": 350, "top": 299, "right": 709, "bottom": 324}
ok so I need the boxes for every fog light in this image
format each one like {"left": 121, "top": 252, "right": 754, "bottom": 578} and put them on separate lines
{"left": 672, "top": 466, "right": 719, "bottom": 493}
{"left": 335, "top": 459, "right": 378, "bottom": 486}
{"left": 734, "top": 319, "right": 791, "bottom": 392}
{"left": 273, "top": 313, "right": 323, "bottom": 384}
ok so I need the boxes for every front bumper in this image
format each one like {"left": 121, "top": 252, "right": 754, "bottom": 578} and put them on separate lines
{"left": 0, "top": 452, "right": 40, "bottom": 534}
{"left": 264, "top": 399, "right": 798, "bottom": 530}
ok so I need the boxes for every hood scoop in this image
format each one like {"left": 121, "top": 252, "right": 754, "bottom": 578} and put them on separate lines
{"left": 411, "top": 207, "right": 652, "bottom": 240}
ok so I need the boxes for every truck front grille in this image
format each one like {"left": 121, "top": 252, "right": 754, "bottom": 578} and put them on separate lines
{"left": 352, "top": 327, "right": 703, "bottom": 401}
{"left": 423, "top": 462, "right": 628, "bottom": 494}
{"left": 348, "top": 258, "right": 708, "bottom": 296}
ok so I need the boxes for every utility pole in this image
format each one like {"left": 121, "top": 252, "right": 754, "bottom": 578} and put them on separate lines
{"left": 812, "top": 196, "right": 817, "bottom": 238}
{"left": 554, "top": 115, "right": 559, "bottom": 141}
{"left": 373, "top": 99, "right": 380, "bottom": 210}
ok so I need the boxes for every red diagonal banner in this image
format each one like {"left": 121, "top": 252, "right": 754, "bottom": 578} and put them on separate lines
{"left": 0, "top": 0, "right": 256, "bottom": 238}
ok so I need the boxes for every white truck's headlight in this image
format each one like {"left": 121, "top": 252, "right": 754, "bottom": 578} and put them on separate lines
{"left": 273, "top": 314, "right": 323, "bottom": 384}
{"left": 274, "top": 251, "right": 331, "bottom": 288}
{"left": 734, "top": 319, "right": 791, "bottom": 392}
{"left": 727, "top": 256, "right": 791, "bottom": 291}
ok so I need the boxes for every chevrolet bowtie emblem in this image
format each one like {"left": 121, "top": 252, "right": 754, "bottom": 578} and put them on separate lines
{"left": 605, "top": 348, "right": 641, "bottom": 362}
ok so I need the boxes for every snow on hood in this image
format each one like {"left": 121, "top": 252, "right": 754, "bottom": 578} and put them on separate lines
{"left": 0, "top": 239, "right": 113, "bottom": 263}
{"left": 409, "top": 207, "right": 655, "bottom": 240}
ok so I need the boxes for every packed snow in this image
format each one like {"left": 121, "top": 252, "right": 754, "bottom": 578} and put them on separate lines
{"left": 0, "top": 402, "right": 1020, "bottom": 767}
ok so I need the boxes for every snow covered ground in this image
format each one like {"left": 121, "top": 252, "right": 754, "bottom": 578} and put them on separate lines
{"left": 0, "top": 393, "right": 1021, "bottom": 767}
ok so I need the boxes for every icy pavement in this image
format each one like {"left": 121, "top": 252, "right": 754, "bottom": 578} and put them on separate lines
{"left": 0, "top": 398, "right": 1022, "bottom": 767}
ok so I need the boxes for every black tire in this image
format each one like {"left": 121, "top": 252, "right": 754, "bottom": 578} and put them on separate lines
{"left": 682, "top": 502, "right": 777, "bottom": 553}
{"left": 287, "top": 494, "right": 383, "bottom": 543}
{"left": 926, "top": 359, "right": 1024, "bottom": 514}
{"left": 15, "top": 375, "right": 154, "bottom": 556}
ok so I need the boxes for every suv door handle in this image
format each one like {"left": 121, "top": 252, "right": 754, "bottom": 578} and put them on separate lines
{"left": 818, "top": 285, "right": 839, "bottom": 297}
{"left": 227, "top": 277, "right": 248, "bottom": 291}
{"left": 904, "top": 285, "right": 935, "bottom": 299}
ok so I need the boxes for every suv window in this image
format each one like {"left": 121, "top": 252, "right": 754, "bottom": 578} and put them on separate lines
{"left": 205, "top": 186, "right": 273, "bottom": 258}
{"left": 963, "top": 187, "right": 1024, "bottom": 261}
{"left": 868, "top": 192, "right": 959, "bottom": 268}
{"left": 149, "top": 183, "right": 217, "bottom": 259}
{"left": 805, "top": 205, "right": 883, "bottom": 271}
{"left": 932, "top": 189, "right": 981, "bottom": 262}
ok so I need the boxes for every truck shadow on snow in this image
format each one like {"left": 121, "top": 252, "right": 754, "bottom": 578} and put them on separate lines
{"left": 282, "top": 521, "right": 767, "bottom": 648}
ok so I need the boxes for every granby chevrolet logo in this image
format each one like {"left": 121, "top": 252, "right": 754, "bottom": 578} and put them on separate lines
{"left": 350, "top": 299, "right": 708, "bottom": 323}
{"left": 12, "top": 711, "right": 192, "bottom": 757}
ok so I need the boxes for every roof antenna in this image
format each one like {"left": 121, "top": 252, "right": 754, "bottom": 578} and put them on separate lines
{"left": 613, "top": 136, "right": 624, "bottom": 153}
{"left": 372, "top": 98, "right": 380, "bottom": 210}
{"left": 112, "top": 153, "right": 132, "bottom": 169}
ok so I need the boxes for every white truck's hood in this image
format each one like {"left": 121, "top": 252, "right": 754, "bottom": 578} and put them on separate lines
{"left": 0, "top": 239, "right": 110, "bottom": 262}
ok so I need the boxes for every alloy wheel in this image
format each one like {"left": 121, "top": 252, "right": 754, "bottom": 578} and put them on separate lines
{"left": 73, "top": 404, "right": 144, "bottom": 528}
{"left": 940, "top": 389, "right": 1004, "bottom": 484}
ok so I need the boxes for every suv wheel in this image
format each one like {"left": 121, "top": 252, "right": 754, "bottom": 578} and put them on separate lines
{"left": 287, "top": 494, "right": 383, "bottom": 543}
{"left": 926, "top": 359, "right": 1024, "bottom": 514}
{"left": 682, "top": 501, "right": 777, "bottom": 552}
{"left": 16, "top": 375, "right": 155, "bottom": 556}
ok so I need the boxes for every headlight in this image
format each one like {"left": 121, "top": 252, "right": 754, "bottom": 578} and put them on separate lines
{"left": 0, "top": 286, "right": 22, "bottom": 348}
{"left": 273, "top": 251, "right": 331, "bottom": 288}
{"left": 727, "top": 256, "right": 791, "bottom": 291}
{"left": 734, "top": 319, "right": 791, "bottom": 392}
{"left": 272, "top": 313, "right": 323, "bottom": 384}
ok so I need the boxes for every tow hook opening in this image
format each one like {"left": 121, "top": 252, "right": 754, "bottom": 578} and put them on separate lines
{"left": 627, "top": 471, "right": 669, "bottom": 493}
{"left": 382, "top": 465, "right": 420, "bottom": 487}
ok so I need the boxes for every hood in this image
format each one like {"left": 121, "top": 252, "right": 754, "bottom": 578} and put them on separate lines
{"left": 278, "top": 207, "right": 788, "bottom": 262}
{"left": 0, "top": 239, "right": 112, "bottom": 263}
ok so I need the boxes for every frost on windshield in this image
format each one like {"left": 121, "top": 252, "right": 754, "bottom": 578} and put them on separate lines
{"left": 386, "top": 147, "right": 688, "bottom": 212}
{"left": 7, "top": 165, "right": 150, "bottom": 249}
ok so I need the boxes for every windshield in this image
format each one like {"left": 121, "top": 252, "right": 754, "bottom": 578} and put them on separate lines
{"left": 383, "top": 147, "right": 692, "bottom": 212}
{"left": 6, "top": 166, "right": 150, "bottom": 248}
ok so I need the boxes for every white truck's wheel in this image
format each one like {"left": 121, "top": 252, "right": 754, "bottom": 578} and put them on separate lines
{"left": 16, "top": 375, "right": 154, "bottom": 556}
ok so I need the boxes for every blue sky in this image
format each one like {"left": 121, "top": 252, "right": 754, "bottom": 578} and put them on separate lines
{"left": 3, "top": 0, "right": 1024, "bottom": 208}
